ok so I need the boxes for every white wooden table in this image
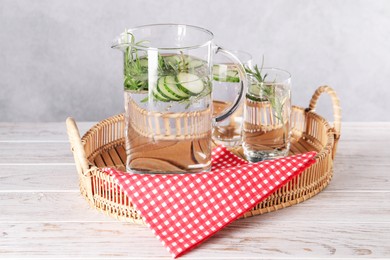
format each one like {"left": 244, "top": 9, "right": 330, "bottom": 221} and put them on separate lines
{"left": 1, "top": 122, "right": 389, "bottom": 259}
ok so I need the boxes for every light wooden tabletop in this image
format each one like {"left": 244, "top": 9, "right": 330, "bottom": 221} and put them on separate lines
{"left": 0, "top": 122, "right": 389, "bottom": 259}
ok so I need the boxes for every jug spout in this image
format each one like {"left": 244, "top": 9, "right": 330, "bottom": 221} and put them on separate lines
{"left": 112, "top": 30, "right": 152, "bottom": 52}
{"left": 111, "top": 30, "right": 131, "bottom": 50}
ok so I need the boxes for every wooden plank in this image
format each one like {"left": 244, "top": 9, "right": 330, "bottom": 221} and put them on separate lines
{"left": 337, "top": 141, "right": 390, "bottom": 157}
{"left": 0, "top": 122, "right": 388, "bottom": 142}
{"left": 0, "top": 122, "right": 389, "bottom": 143}
{"left": 0, "top": 165, "right": 79, "bottom": 190}
{"left": 200, "top": 221, "right": 390, "bottom": 259}
{"left": 0, "top": 221, "right": 388, "bottom": 258}
{"left": 0, "top": 148, "right": 388, "bottom": 191}
{"left": 0, "top": 222, "right": 166, "bottom": 258}
{"left": 0, "top": 161, "right": 388, "bottom": 193}
{"left": 330, "top": 161, "right": 390, "bottom": 191}
{"left": 0, "top": 143, "right": 73, "bottom": 164}
{"left": 0, "top": 122, "right": 388, "bottom": 166}
{"left": 1, "top": 191, "right": 389, "bottom": 223}
{"left": 0, "top": 122, "right": 96, "bottom": 141}
{"left": 0, "top": 192, "right": 113, "bottom": 223}
{"left": 340, "top": 122, "right": 390, "bottom": 141}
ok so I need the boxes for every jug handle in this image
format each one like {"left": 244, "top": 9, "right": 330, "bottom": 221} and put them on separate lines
{"left": 214, "top": 47, "right": 248, "bottom": 123}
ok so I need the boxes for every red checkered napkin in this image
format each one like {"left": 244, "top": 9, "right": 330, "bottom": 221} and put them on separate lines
{"left": 103, "top": 146, "right": 316, "bottom": 258}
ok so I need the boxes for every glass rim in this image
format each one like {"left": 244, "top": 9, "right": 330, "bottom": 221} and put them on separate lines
{"left": 111, "top": 23, "right": 214, "bottom": 50}
{"left": 261, "top": 67, "right": 291, "bottom": 76}
{"left": 214, "top": 49, "right": 252, "bottom": 65}
{"left": 259, "top": 67, "right": 291, "bottom": 82}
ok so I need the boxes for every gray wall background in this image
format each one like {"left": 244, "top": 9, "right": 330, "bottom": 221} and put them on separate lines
{"left": 1, "top": 0, "right": 390, "bottom": 122}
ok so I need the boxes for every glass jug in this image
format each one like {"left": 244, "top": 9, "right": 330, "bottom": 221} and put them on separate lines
{"left": 112, "top": 24, "right": 247, "bottom": 174}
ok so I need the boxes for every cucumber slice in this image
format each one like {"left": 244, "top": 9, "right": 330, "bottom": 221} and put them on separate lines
{"left": 212, "top": 65, "right": 240, "bottom": 83}
{"left": 163, "top": 55, "right": 181, "bottom": 66}
{"left": 212, "top": 64, "right": 228, "bottom": 80}
{"left": 152, "top": 85, "right": 170, "bottom": 102}
{"left": 212, "top": 64, "right": 220, "bottom": 75}
{"left": 227, "top": 69, "right": 239, "bottom": 78}
{"left": 176, "top": 73, "right": 205, "bottom": 96}
{"left": 188, "top": 59, "right": 205, "bottom": 69}
{"left": 213, "top": 76, "right": 240, "bottom": 83}
{"left": 157, "top": 77, "right": 182, "bottom": 101}
{"left": 226, "top": 74, "right": 240, "bottom": 83}
{"left": 164, "top": 76, "right": 190, "bottom": 99}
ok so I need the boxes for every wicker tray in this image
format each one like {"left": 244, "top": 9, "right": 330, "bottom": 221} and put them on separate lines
{"left": 66, "top": 86, "right": 341, "bottom": 224}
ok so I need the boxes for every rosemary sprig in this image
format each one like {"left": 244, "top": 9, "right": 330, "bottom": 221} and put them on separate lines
{"left": 245, "top": 57, "right": 267, "bottom": 83}
{"left": 122, "top": 31, "right": 149, "bottom": 91}
{"left": 244, "top": 63, "right": 286, "bottom": 125}
{"left": 158, "top": 51, "right": 190, "bottom": 75}
{"left": 178, "top": 51, "right": 190, "bottom": 72}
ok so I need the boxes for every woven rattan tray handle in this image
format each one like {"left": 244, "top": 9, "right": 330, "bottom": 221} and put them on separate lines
{"left": 66, "top": 117, "right": 90, "bottom": 176}
{"left": 308, "top": 86, "right": 341, "bottom": 157}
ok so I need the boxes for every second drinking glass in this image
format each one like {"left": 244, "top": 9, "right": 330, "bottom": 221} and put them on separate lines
{"left": 242, "top": 67, "right": 292, "bottom": 162}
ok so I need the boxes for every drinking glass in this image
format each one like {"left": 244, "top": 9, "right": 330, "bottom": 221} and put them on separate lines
{"left": 242, "top": 68, "right": 292, "bottom": 162}
{"left": 212, "top": 50, "right": 252, "bottom": 147}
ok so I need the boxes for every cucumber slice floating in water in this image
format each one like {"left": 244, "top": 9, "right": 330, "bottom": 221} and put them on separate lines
{"left": 188, "top": 59, "right": 205, "bottom": 69}
{"left": 163, "top": 55, "right": 181, "bottom": 66}
{"left": 152, "top": 85, "right": 170, "bottom": 102}
{"left": 153, "top": 73, "right": 205, "bottom": 102}
{"left": 157, "top": 77, "right": 182, "bottom": 101}
{"left": 227, "top": 69, "right": 239, "bottom": 78}
{"left": 212, "top": 65, "right": 240, "bottom": 83}
{"left": 163, "top": 55, "right": 205, "bottom": 71}
{"left": 176, "top": 73, "right": 205, "bottom": 96}
{"left": 164, "top": 76, "right": 189, "bottom": 99}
